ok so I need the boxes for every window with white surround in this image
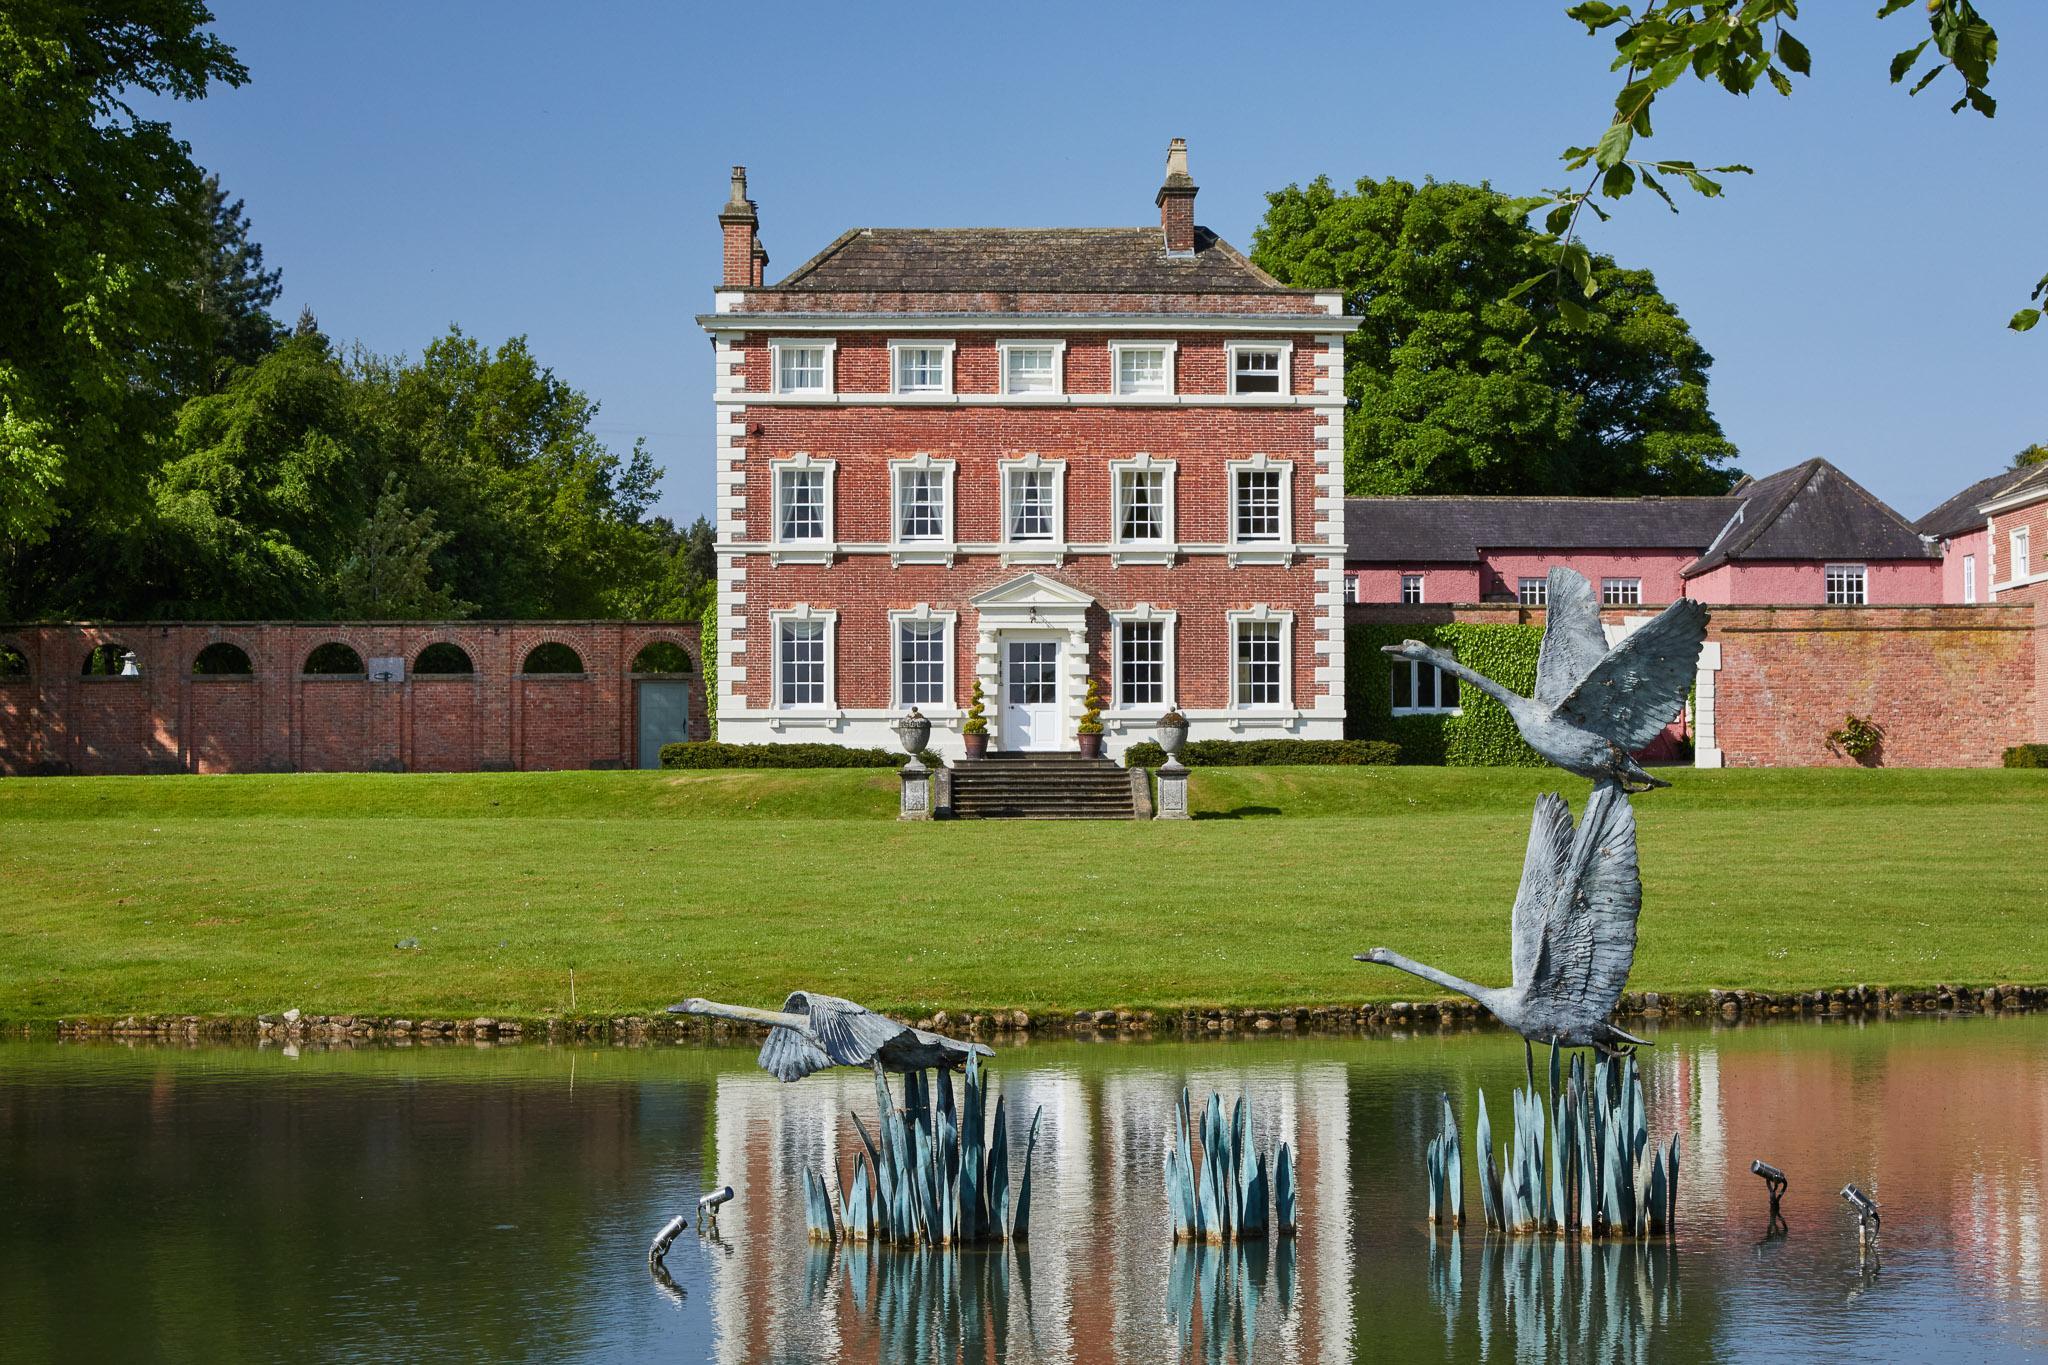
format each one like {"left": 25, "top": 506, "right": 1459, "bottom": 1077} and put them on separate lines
{"left": 1518, "top": 577, "right": 1547, "bottom": 607}
{"left": 1227, "top": 341, "right": 1290, "bottom": 395}
{"left": 1115, "top": 619, "right": 1167, "bottom": 707}
{"left": 887, "top": 456, "right": 955, "bottom": 553}
{"left": 1005, "top": 466, "right": 1058, "bottom": 541}
{"left": 1963, "top": 553, "right": 1978, "bottom": 603}
{"left": 1601, "top": 577, "right": 1643, "bottom": 607}
{"left": 774, "top": 612, "right": 832, "bottom": 709}
{"left": 890, "top": 341, "right": 954, "bottom": 395}
{"left": 1392, "top": 651, "right": 1460, "bottom": 715}
{"left": 1232, "top": 614, "right": 1287, "bottom": 708}
{"left": 1111, "top": 458, "right": 1176, "bottom": 546}
{"left": 1111, "top": 342, "right": 1174, "bottom": 396}
{"left": 770, "top": 339, "right": 832, "bottom": 395}
{"left": 998, "top": 341, "right": 1063, "bottom": 396}
{"left": 895, "top": 618, "right": 948, "bottom": 708}
{"left": 773, "top": 457, "right": 834, "bottom": 546}
{"left": 1401, "top": 574, "right": 1425, "bottom": 605}
{"left": 1229, "top": 459, "right": 1288, "bottom": 545}
{"left": 1825, "top": 564, "right": 1868, "bottom": 605}
{"left": 2014, "top": 527, "right": 2033, "bottom": 580}
{"left": 1343, "top": 571, "right": 1361, "bottom": 604}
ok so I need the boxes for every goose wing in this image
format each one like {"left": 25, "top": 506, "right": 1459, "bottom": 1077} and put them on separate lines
{"left": 1535, "top": 568, "right": 1611, "bottom": 707}
{"left": 1531, "top": 781, "right": 1640, "bottom": 1020}
{"left": 787, "top": 991, "right": 909, "bottom": 1067}
{"left": 756, "top": 1023, "right": 835, "bottom": 1082}
{"left": 1509, "top": 793, "right": 1575, "bottom": 989}
{"left": 1553, "top": 598, "right": 1708, "bottom": 752}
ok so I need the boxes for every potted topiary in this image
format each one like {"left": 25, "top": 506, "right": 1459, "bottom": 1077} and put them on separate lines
{"left": 961, "top": 680, "right": 989, "bottom": 759}
{"left": 1077, "top": 677, "right": 1106, "bottom": 758}
{"left": 1155, "top": 708, "right": 1189, "bottom": 768}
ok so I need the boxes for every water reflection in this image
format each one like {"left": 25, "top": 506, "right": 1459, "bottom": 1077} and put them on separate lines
{"left": 1, "top": 1017, "right": 2046, "bottom": 1361}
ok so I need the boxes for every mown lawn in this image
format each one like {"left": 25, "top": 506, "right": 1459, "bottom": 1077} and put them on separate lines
{"left": 1, "top": 766, "right": 2041, "bottom": 1022}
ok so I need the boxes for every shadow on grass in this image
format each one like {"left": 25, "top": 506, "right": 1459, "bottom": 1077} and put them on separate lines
{"left": 1192, "top": 806, "right": 1284, "bottom": 820}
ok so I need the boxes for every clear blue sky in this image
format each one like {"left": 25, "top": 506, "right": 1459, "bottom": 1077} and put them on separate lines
{"left": 155, "top": 2, "right": 2046, "bottom": 526}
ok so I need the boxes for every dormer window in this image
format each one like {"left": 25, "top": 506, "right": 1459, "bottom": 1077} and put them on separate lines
{"left": 1227, "top": 341, "right": 1290, "bottom": 395}
{"left": 999, "top": 341, "right": 1064, "bottom": 396}
{"left": 1112, "top": 342, "right": 1175, "bottom": 396}
{"left": 891, "top": 341, "right": 954, "bottom": 395}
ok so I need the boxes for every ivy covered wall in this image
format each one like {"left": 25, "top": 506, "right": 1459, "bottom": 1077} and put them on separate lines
{"left": 701, "top": 601, "right": 718, "bottom": 739}
{"left": 1345, "top": 623, "right": 1545, "bottom": 766}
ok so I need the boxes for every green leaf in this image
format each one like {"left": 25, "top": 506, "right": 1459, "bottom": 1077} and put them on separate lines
{"left": 1557, "top": 297, "right": 1592, "bottom": 329}
{"left": 2011, "top": 309, "right": 2041, "bottom": 334}
{"left": 1544, "top": 203, "right": 1576, "bottom": 236}
{"left": 1596, "top": 120, "right": 1635, "bottom": 169}
{"left": 1766, "top": 66, "right": 1793, "bottom": 97}
{"left": 1601, "top": 162, "right": 1637, "bottom": 198}
{"left": 1648, "top": 49, "right": 1694, "bottom": 90}
{"left": 1775, "top": 31, "right": 1811, "bottom": 76}
{"left": 1889, "top": 39, "right": 1929, "bottom": 83}
{"left": 1959, "top": 87, "right": 1995, "bottom": 118}
{"left": 1876, "top": 1, "right": 1916, "bottom": 17}
{"left": 1502, "top": 272, "right": 1551, "bottom": 303}
{"left": 1567, "top": 1, "right": 1623, "bottom": 30}
{"left": 1639, "top": 169, "right": 1679, "bottom": 212}
{"left": 1908, "top": 62, "right": 1946, "bottom": 97}
{"left": 1562, "top": 243, "right": 1594, "bottom": 295}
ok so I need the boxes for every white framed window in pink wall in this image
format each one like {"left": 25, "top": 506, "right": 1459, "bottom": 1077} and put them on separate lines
{"left": 1825, "top": 564, "right": 1868, "bottom": 605}
{"left": 1518, "top": 577, "right": 1547, "bottom": 606}
{"left": 1400, "top": 574, "right": 1424, "bottom": 605}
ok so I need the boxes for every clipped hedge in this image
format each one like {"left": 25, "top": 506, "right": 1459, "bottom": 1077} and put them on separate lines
{"left": 1123, "top": 738, "right": 1400, "bottom": 768}
{"left": 1345, "top": 623, "right": 1544, "bottom": 767}
{"left": 660, "top": 742, "right": 942, "bottom": 770}
{"left": 2004, "top": 744, "right": 2048, "bottom": 769}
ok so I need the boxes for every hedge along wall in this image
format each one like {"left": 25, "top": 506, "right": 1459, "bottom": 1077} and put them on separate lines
{"left": 1345, "top": 623, "right": 1544, "bottom": 766}
{"left": 700, "top": 601, "right": 718, "bottom": 739}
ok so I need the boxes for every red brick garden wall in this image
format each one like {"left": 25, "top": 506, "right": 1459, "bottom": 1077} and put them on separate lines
{"left": 0, "top": 622, "right": 704, "bottom": 777}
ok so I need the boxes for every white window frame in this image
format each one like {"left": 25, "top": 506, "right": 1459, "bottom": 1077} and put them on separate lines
{"left": 769, "top": 338, "right": 835, "bottom": 396}
{"left": 1963, "top": 553, "right": 1978, "bottom": 604}
{"left": 1402, "top": 574, "right": 1426, "bottom": 605}
{"left": 770, "top": 605, "right": 837, "bottom": 712}
{"left": 2013, "top": 527, "right": 2033, "bottom": 581}
{"left": 887, "top": 453, "right": 956, "bottom": 562}
{"left": 1601, "top": 577, "right": 1643, "bottom": 607}
{"left": 1225, "top": 340, "right": 1292, "bottom": 397}
{"left": 1110, "top": 604, "right": 1178, "bottom": 712}
{"left": 996, "top": 339, "right": 1066, "bottom": 397}
{"left": 1343, "top": 571, "right": 1362, "bottom": 604}
{"left": 1824, "top": 563, "right": 1868, "bottom": 606}
{"left": 998, "top": 453, "right": 1066, "bottom": 558}
{"left": 1226, "top": 606, "right": 1293, "bottom": 711}
{"left": 1226, "top": 454, "right": 1293, "bottom": 562}
{"left": 888, "top": 339, "right": 956, "bottom": 397}
{"left": 770, "top": 453, "right": 836, "bottom": 563}
{"left": 887, "top": 604, "right": 957, "bottom": 711}
{"left": 1391, "top": 648, "right": 1462, "bottom": 717}
{"left": 1110, "top": 340, "right": 1177, "bottom": 397}
{"left": 1516, "top": 577, "right": 1546, "bottom": 607}
{"left": 1108, "top": 454, "right": 1177, "bottom": 562}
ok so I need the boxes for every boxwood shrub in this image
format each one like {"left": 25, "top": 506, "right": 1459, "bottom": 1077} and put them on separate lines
{"left": 660, "top": 742, "right": 942, "bottom": 769}
{"left": 2003, "top": 744, "right": 2048, "bottom": 769}
{"left": 1122, "top": 738, "right": 1400, "bottom": 768}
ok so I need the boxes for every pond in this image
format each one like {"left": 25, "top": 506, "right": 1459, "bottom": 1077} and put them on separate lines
{"left": 3, "top": 1016, "right": 2045, "bottom": 1362}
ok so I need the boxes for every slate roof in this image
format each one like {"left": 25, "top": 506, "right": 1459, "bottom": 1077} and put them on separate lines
{"left": 1684, "top": 458, "right": 1936, "bottom": 575}
{"left": 768, "top": 227, "right": 1302, "bottom": 295}
{"left": 1913, "top": 468, "right": 2030, "bottom": 539}
{"left": 1343, "top": 496, "right": 1734, "bottom": 564}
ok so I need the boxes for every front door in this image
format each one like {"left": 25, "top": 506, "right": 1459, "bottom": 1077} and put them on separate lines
{"left": 636, "top": 679, "right": 692, "bottom": 769}
{"left": 1002, "top": 637, "right": 1063, "bottom": 750}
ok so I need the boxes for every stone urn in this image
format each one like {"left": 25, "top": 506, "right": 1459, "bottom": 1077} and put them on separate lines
{"left": 1155, "top": 711, "right": 1190, "bottom": 769}
{"left": 894, "top": 709, "right": 933, "bottom": 769}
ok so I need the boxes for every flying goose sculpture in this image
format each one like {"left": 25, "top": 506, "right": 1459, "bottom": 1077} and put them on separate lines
{"left": 670, "top": 991, "right": 994, "bottom": 1083}
{"left": 1356, "top": 780, "right": 1649, "bottom": 1055}
{"left": 1382, "top": 566, "right": 1706, "bottom": 792}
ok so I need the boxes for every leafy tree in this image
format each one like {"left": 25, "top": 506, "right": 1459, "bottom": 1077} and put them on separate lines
{"left": 191, "top": 172, "right": 284, "bottom": 378}
{"left": 333, "top": 478, "right": 472, "bottom": 618}
{"left": 1253, "top": 174, "right": 1737, "bottom": 496}
{"left": 2013, "top": 443, "right": 2047, "bottom": 470}
{"left": 0, "top": 1, "right": 247, "bottom": 556}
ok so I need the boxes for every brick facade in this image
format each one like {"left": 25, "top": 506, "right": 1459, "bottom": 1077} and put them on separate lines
{"left": 0, "top": 622, "right": 704, "bottom": 777}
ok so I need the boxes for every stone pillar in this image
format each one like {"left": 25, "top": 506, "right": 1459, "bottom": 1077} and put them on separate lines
{"left": 1155, "top": 760, "right": 1190, "bottom": 820}
{"left": 899, "top": 763, "right": 933, "bottom": 821}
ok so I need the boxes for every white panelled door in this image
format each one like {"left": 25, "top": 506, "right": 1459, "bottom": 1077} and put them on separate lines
{"left": 1002, "top": 636, "right": 1063, "bottom": 750}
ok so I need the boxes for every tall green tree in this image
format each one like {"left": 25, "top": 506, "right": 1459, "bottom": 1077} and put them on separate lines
{"left": 0, "top": 1, "right": 246, "bottom": 564}
{"left": 1253, "top": 174, "right": 1738, "bottom": 496}
{"left": 333, "top": 478, "right": 471, "bottom": 619}
{"left": 191, "top": 172, "right": 284, "bottom": 378}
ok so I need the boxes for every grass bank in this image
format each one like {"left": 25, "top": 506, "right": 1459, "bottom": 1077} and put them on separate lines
{"left": 1, "top": 767, "right": 2042, "bottom": 1023}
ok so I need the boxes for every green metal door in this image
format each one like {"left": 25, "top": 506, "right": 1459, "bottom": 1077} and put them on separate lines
{"left": 637, "top": 680, "right": 692, "bottom": 769}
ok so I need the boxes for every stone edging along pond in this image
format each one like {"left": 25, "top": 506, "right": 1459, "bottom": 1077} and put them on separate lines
{"left": 20, "top": 982, "right": 2048, "bottom": 1044}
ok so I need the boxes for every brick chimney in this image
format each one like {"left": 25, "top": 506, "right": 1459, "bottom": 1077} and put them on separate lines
{"left": 1156, "top": 137, "right": 1197, "bottom": 256}
{"left": 720, "top": 165, "right": 758, "bottom": 288}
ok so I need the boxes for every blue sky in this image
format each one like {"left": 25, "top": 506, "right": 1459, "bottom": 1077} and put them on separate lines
{"left": 157, "top": 2, "right": 2046, "bottom": 525}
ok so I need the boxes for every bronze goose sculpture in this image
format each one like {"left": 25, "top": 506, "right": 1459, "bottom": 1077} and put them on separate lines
{"left": 670, "top": 991, "right": 993, "bottom": 1083}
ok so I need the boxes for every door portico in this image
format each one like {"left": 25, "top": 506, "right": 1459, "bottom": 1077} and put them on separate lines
{"left": 969, "top": 573, "right": 1096, "bottom": 752}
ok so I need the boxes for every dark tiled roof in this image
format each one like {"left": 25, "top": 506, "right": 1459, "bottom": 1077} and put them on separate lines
{"left": 1987, "top": 462, "right": 2048, "bottom": 508}
{"left": 769, "top": 227, "right": 1300, "bottom": 295}
{"left": 1343, "top": 496, "right": 1735, "bottom": 564}
{"left": 1684, "top": 458, "right": 1935, "bottom": 575}
{"left": 1913, "top": 468, "right": 2029, "bottom": 539}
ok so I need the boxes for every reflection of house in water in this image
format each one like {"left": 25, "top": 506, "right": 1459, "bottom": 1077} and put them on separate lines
{"left": 702, "top": 1061, "right": 1357, "bottom": 1362}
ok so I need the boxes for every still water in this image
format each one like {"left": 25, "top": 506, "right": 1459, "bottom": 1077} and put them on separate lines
{"left": 3, "top": 1017, "right": 2045, "bottom": 1363}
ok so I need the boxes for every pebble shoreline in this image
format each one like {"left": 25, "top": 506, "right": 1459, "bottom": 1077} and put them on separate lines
{"left": 19, "top": 982, "right": 2047, "bottom": 1046}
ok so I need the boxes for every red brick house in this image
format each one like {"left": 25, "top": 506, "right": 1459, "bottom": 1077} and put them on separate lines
{"left": 699, "top": 143, "right": 1359, "bottom": 758}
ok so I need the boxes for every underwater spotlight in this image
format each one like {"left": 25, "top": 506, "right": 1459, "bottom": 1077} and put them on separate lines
{"left": 697, "top": 1185, "right": 735, "bottom": 1228}
{"left": 648, "top": 1214, "right": 688, "bottom": 1263}
{"left": 1751, "top": 1160, "right": 1787, "bottom": 1212}
{"left": 1840, "top": 1184, "right": 1880, "bottom": 1239}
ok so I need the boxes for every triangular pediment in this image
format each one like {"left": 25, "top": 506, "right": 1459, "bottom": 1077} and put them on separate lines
{"left": 969, "top": 572, "right": 1097, "bottom": 610}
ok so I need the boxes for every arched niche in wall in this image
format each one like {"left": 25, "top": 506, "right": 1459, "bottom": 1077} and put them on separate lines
{"left": 302, "top": 642, "right": 366, "bottom": 676}
{"left": 414, "top": 642, "right": 475, "bottom": 675}
{"left": 82, "top": 643, "right": 140, "bottom": 676}
{"left": 630, "top": 641, "right": 692, "bottom": 674}
{"left": 192, "top": 642, "right": 254, "bottom": 676}
{"left": 520, "top": 642, "right": 584, "bottom": 675}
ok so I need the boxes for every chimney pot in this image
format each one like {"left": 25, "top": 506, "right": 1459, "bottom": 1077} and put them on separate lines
{"left": 1156, "top": 138, "right": 1198, "bottom": 256}
{"left": 720, "top": 164, "right": 759, "bottom": 288}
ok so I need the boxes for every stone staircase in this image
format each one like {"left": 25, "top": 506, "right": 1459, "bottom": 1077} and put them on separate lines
{"left": 943, "top": 752, "right": 1149, "bottom": 820}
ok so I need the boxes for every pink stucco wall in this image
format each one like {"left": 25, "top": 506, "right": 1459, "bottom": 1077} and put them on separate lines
{"left": 1683, "top": 559, "right": 1945, "bottom": 605}
{"left": 1937, "top": 528, "right": 1989, "bottom": 604}
{"left": 1348, "top": 564, "right": 1481, "bottom": 605}
{"left": 1477, "top": 550, "right": 1696, "bottom": 605}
